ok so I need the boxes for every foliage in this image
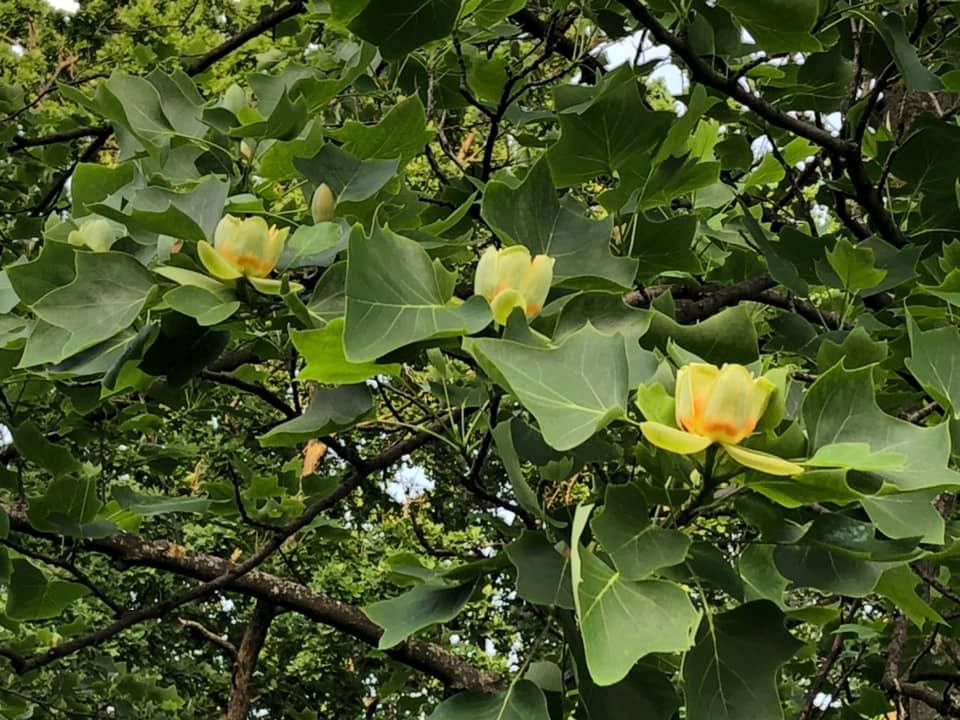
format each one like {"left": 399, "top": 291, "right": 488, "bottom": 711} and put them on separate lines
{"left": 1, "top": 0, "right": 960, "bottom": 718}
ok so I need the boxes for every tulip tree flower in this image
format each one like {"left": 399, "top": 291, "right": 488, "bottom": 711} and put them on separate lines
{"left": 474, "top": 245, "right": 555, "bottom": 325}
{"left": 67, "top": 218, "right": 117, "bottom": 252}
{"left": 640, "top": 362, "right": 804, "bottom": 476}
{"left": 311, "top": 183, "right": 337, "bottom": 223}
{"left": 197, "top": 215, "right": 300, "bottom": 295}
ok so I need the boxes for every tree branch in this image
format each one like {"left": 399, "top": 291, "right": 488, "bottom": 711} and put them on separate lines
{"left": 3, "top": 501, "right": 500, "bottom": 691}
{"left": 226, "top": 601, "right": 279, "bottom": 720}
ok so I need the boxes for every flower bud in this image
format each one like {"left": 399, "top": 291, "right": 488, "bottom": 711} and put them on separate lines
{"left": 67, "top": 218, "right": 116, "bottom": 252}
{"left": 198, "top": 215, "right": 289, "bottom": 280}
{"left": 240, "top": 140, "right": 256, "bottom": 161}
{"left": 311, "top": 183, "right": 336, "bottom": 223}
{"left": 474, "top": 245, "right": 554, "bottom": 325}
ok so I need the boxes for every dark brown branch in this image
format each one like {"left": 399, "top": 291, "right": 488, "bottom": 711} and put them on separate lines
{"left": 10, "top": 124, "right": 110, "bottom": 150}
{"left": 226, "top": 601, "right": 279, "bottom": 720}
{"left": 199, "top": 370, "right": 297, "bottom": 419}
{"left": 509, "top": 8, "right": 603, "bottom": 84}
{"left": 3, "top": 498, "right": 499, "bottom": 691}
{"left": 615, "top": 0, "right": 851, "bottom": 155}
{"left": 184, "top": 0, "right": 306, "bottom": 75}
{"left": 178, "top": 618, "right": 238, "bottom": 660}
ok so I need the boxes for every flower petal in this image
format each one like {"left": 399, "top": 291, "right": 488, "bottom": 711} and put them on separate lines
{"left": 247, "top": 276, "right": 304, "bottom": 296}
{"left": 722, "top": 443, "right": 803, "bottom": 477}
{"left": 640, "top": 422, "right": 713, "bottom": 454}
{"left": 198, "top": 240, "right": 243, "bottom": 280}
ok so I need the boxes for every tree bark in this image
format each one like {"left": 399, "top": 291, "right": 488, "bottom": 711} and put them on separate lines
{"left": 225, "top": 601, "right": 279, "bottom": 720}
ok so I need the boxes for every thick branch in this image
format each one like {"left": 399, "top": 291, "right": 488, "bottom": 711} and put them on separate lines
{"left": 3, "top": 502, "right": 499, "bottom": 691}
{"left": 226, "top": 601, "right": 279, "bottom": 720}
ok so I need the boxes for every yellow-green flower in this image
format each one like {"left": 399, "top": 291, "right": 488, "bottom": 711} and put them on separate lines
{"left": 198, "top": 215, "right": 289, "bottom": 281}
{"left": 474, "top": 245, "right": 554, "bottom": 324}
{"left": 67, "top": 218, "right": 116, "bottom": 252}
{"left": 640, "top": 363, "right": 803, "bottom": 476}
{"left": 311, "top": 183, "right": 336, "bottom": 223}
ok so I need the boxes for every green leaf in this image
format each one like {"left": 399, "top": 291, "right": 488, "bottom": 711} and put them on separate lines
{"left": 481, "top": 160, "right": 637, "bottom": 288}
{"left": 737, "top": 202, "right": 807, "bottom": 296}
{"left": 642, "top": 306, "right": 759, "bottom": 364}
{"left": 259, "top": 385, "right": 373, "bottom": 447}
{"left": 5, "top": 240, "right": 77, "bottom": 305}
{"left": 803, "top": 363, "right": 960, "bottom": 491}
{"left": 112, "top": 487, "right": 212, "bottom": 516}
{"left": 774, "top": 545, "right": 884, "bottom": 596}
{"left": 164, "top": 286, "right": 239, "bottom": 327}
{"left": 491, "top": 419, "right": 555, "bottom": 524}
{"left": 6, "top": 559, "right": 90, "bottom": 621}
{"left": 429, "top": 680, "right": 550, "bottom": 720}
{"left": 682, "top": 601, "right": 802, "bottom": 720}
{"left": 365, "top": 580, "right": 476, "bottom": 649}
{"left": 32, "top": 252, "right": 156, "bottom": 360}
{"left": 469, "top": 325, "right": 629, "bottom": 451}
{"left": 717, "top": 0, "right": 821, "bottom": 53}
{"left": 71, "top": 163, "right": 135, "bottom": 216}
{"left": 860, "top": 491, "right": 945, "bottom": 544}
{"left": 279, "top": 223, "right": 347, "bottom": 271}
{"left": 876, "top": 13, "right": 942, "bottom": 92}
{"left": 571, "top": 505, "right": 699, "bottom": 687}
{"left": 343, "top": 225, "right": 490, "bottom": 362}
{"left": 739, "top": 545, "right": 789, "bottom": 604}
{"left": 27, "top": 476, "right": 115, "bottom": 538}
{"left": 11, "top": 422, "right": 79, "bottom": 478}
{"left": 348, "top": 0, "right": 462, "bottom": 59}
{"left": 91, "top": 176, "right": 229, "bottom": 243}
{"left": 328, "top": 96, "right": 433, "bottom": 165}
{"left": 292, "top": 319, "right": 401, "bottom": 384}
{"left": 295, "top": 144, "right": 399, "bottom": 204}
{"left": 826, "top": 238, "right": 887, "bottom": 294}
{"left": 875, "top": 565, "right": 945, "bottom": 628}
{"left": 505, "top": 530, "right": 574, "bottom": 609}
{"left": 547, "top": 67, "right": 672, "bottom": 186}
{"left": 816, "top": 326, "right": 888, "bottom": 372}
{"left": 94, "top": 72, "right": 175, "bottom": 159}
{"left": 906, "top": 313, "right": 960, "bottom": 419}
{"left": 806, "top": 442, "right": 906, "bottom": 471}
{"left": 629, "top": 214, "right": 701, "bottom": 281}
{"left": 591, "top": 483, "right": 690, "bottom": 580}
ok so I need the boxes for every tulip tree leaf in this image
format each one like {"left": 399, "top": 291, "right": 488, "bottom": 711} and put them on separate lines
{"left": 31, "top": 252, "right": 156, "bottom": 361}
{"left": 591, "top": 483, "right": 691, "bottom": 580}
{"left": 570, "top": 505, "right": 700, "bottom": 687}
{"left": 717, "top": 0, "right": 821, "bottom": 53}
{"left": 860, "top": 491, "right": 945, "bottom": 544}
{"left": 292, "top": 319, "right": 401, "bottom": 384}
{"left": 642, "top": 306, "right": 759, "bottom": 364}
{"left": 27, "top": 476, "right": 116, "bottom": 538}
{"left": 258, "top": 385, "right": 374, "bottom": 447}
{"left": 505, "top": 530, "right": 575, "bottom": 609}
{"left": 295, "top": 144, "right": 399, "bottom": 203}
{"left": 876, "top": 13, "right": 943, "bottom": 92}
{"left": 6, "top": 559, "right": 90, "bottom": 621}
{"left": 906, "top": 313, "right": 960, "bottom": 419}
{"left": 91, "top": 176, "right": 229, "bottom": 243}
{"left": 111, "top": 487, "right": 213, "bottom": 516}
{"left": 481, "top": 159, "right": 638, "bottom": 288}
{"left": 773, "top": 545, "right": 885, "bottom": 596}
{"left": 364, "top": 580, "right": 477, "bottom": 649}
{"left": 348, "top": 0, "right": 461, "bottom": 60}
{"left": 468, "top": 325, "right": 630, "bottom": 451}
{"left": 429, "top": 680, "right": 551, "bottom": 720}
{"left": 682, "top": 601, "right": 803, "bottom": 720}
{"left": 328, "top": 96, "right": 433, "bottom": 165}
{"left": 343, "top": 225, "right": 490, "bottom": 362}
{"left": 546, "top": 66, "right": 673, "bottom": 187}
{"left": 802, "top": 364, "right": 960, "bottom": 491}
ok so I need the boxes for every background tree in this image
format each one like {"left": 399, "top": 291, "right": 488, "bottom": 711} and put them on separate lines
{"left": 1, "top": 0, "right": 960, "bottom": 718}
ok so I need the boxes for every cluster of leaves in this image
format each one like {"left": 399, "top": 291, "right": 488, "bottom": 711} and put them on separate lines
{"left": 3, "top": 0, "right": 960, "bottom": 718}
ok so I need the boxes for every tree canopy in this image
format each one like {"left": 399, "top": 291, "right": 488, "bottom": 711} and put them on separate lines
{"left": 2, "top": 0, "right": 960, "bottom": 718}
